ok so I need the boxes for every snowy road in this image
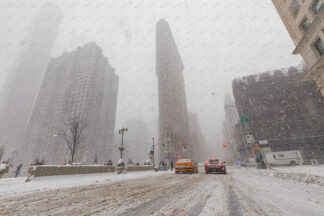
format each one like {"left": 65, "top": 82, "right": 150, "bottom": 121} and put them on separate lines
{"left": 0, "top": 167, "right": 323, "bottom": 216}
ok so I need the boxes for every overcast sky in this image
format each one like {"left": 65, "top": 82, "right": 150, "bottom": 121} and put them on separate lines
{"left": 0, "top": 0, "right": 302, "bottom": 157}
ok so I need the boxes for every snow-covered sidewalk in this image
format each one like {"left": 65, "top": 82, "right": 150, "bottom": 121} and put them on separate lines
{"left": 0, "top": 170, "right": 166, "bottom": 198}
{"left": 230, "top": 167, "right": 324, "bottom": 216}
{"left": 272, "top": 165, "right": 324, "bottom": 178}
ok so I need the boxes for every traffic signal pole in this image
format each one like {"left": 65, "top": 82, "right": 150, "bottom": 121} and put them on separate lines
{"left": 152, "top": 137, "right": 155, "bottom": 167}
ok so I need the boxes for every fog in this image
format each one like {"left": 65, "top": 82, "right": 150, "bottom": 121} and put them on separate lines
{"left": 0, "top": 0, "right": 301, "bottom": 160}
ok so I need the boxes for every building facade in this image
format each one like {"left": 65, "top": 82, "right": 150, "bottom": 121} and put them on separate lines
{"left": 156, "top": 19, "right": 191, "bottom": 162}
{"left": 272, "top": 0, "right": 324, "bottom": 95}
{"left": 232, "top": 66, "right": 324, "bottom": 163}
{"left": 123, "top": 118, "right": 151, "bottom": 164}
{"left": 0, "top": 3, "right": 62, "bottom": 136}
{"left": 25, "top": 43, "right": 119, "bottom": 164}
{"left": 188, "top": 112, "right": 205, "bottom": 161}
{"left": 0, "top": 3, "right": 62, "bottom": 161}
{"left": 222, "top": 94, "right": 241, "bottom": 162}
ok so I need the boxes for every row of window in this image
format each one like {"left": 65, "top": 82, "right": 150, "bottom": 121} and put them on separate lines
{"left": 314, "top": 37, "right": 324, "bottom": 55}
{"left": 291, "top": 0, "right": 323, "bottom": 17}
{"left": 291, "top": 0, "right": 324, "bottom": 56}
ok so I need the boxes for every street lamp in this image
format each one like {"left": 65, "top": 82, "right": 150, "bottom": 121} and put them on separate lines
{"left": 150, "top": 137, "right": 155, "bottom": 167}
{"left": 118, "top": 126, "right": 128, "bottom": 159}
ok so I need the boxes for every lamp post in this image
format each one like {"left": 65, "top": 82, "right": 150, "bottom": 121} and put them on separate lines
{"left": 151, "top": 137, "right": 155, "bottom": 167}
{"left": 118, "top": 126, "right": 128, "bottom": 159}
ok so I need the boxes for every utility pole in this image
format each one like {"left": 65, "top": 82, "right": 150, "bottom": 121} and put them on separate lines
{"left": 152, "top": 137, "right": 155, "bottom": 167}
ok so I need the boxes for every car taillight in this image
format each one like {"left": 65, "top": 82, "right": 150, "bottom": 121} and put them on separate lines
{"left": 188, "top": 162, "right": 192, "bottom": 167}
{"left": 220, "top": 161, "right": 223, "bottom": 164}
{"left": 205, "top": 161, "right": 208, "bottom": 165}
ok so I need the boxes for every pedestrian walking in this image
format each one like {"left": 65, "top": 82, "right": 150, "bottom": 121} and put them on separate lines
{"left": 14, "top": 164, "right": 23, "bottom": 178}
{"left": 170, "top": 160, "right": 174, "bottom": 171}
{"left": 162, "top": 160, "right": 167, "bottom": 171}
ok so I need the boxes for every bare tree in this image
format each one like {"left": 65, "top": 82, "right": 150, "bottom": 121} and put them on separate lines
{"left": 63, "top": 114, "right": 86, "bottom": 163}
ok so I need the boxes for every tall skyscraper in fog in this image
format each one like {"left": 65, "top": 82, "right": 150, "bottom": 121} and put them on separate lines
{"left": 124, "top": 118, "right": 150, "bottom": 163}
{"left": 0, "top": 2, "right": 62, "bottom": 146}
{"left": 222, "top": 93, "right": 240, "bottom": 161}
{"left": 188, "top": 112, "right": 205, "bottom": 161}
{"left": 156, "top": 19, "right": 191, "bottom": 162}
{"left": 26, "top": 43, "right": 119, "bottom": 164}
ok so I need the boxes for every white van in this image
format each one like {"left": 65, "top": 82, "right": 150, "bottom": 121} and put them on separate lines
{"left": 264, "top": 150, "right": 304, "bottom": 166}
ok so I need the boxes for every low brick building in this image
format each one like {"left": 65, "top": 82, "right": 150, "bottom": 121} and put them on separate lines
{"left": 233, "top": 66, "right": 324, "bottom": 163}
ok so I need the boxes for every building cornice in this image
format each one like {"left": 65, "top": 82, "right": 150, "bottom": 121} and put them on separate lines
{"left": 303, "top": 55, "right": 324, "bottom": 80}
{"left": 293, "top": 8, "right": 324, "bottom": 54}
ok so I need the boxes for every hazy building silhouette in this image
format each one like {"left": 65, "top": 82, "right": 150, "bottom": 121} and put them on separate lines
{"left": 156, "top": 19, "right": 191, "bottom": 162}
{"left": 123, "top": 118, "right": 150, "bottom": 164}
{"left": 222, "top": 94, "right": 240, "bottom": 162}
{"left": 188, "top": 111, "right": 205, "bottom": 161}
{"left": 26, "top": 43, "right": 119, "bottom": 164}
{"left": 0, "top": 3, "right": 62, "bottom": 156}
{"left": 232, "top": 66, "right": 324, "bottom": 163}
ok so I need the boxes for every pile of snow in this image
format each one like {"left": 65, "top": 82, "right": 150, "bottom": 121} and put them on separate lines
{"left": 0, "top": 163, "right": 8, "bottom": 172}
{"left": 116, "top": 158, "right": 125, "bottom": 167}
{"left": 0, "top": 170, "right": 165, "bottom": 198}
{"left": 273, "top": 165, "right": 324, "bottom": 178}
{"left": 230, "top": 167, "right": 324, "bottom": 216}
{"left": 0, "top": 163, "right": 9, "bottom": 177}
{"left": 250, "top": 165, "right": 324, "bottom": 186}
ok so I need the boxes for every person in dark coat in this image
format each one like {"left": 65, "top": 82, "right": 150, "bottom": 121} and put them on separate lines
{"left": 14, "top": 164, "right": 23, "bottom": 178}
{"left": 170, "top": 160, "right": 174, "bottom": 171}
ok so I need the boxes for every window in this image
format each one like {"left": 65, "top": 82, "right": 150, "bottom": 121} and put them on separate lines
{"left": 290, "top": 0, "right": 300, "bottom": 17}
{"left": 279, "top": 153, "right": 285, "bottom": 157}
{"left": 311, "top": 0, "right": 323, "bottom": 14}
{"left": 300, "top": 17, "right": 312, "bottom": 31}
{"left": 314, "top": 38, "right": 324, "bottom": 55}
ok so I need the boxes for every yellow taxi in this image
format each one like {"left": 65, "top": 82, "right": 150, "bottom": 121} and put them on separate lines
{"left": 175, "top": 159, "right": 198, "bottom": 174}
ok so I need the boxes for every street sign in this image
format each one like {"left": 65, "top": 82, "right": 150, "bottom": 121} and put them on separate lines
{"left": 259, "top": 140, "right": 268, "bottom": 145}
{"left": 240, "top": 116, "right": 249, "bottom": 122}
{"left": 245, "top": 134, "right": 254, "bottom": 144}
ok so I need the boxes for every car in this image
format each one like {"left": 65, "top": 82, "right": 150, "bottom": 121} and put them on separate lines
{"left": 198, "top": 162, "right": 204, "bottom": 167}
{"left": 175, "top": 159, "right": 198, "bottom": 174}
{"left": 205, "top": 158, "right": 226, "bottom": 174}
{"left": 240, "top": 158, "right": 256, "bottom": 167}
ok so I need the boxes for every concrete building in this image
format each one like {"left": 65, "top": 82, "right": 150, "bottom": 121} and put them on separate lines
{"left": 123, "top": 118, "right": 151, "bottom": 164}
{"left": 272, "top": 0, "right": 324, "bottom": 95}
{"left": 188, "top": 112, "right": 206, "bottom": 161}
{"left": 232, "top": 66, "right": 324, "bottom": 164}
{"left": 0, "top": 3, "right": 62, "bottom": 161}
{"left": 222, "top": 94, "right": 240, "bottom": 162}
{"left": 26, "top": 43, "right": 119, "bottom": 164}
{"left": 0, "top": 2, "right": 62, "bottom": 136}
{"left": 156, "top": 19, "right": 191, "bottom": 162}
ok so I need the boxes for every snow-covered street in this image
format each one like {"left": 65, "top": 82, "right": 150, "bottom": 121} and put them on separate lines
{"left": 0, "top": 166, "right": 323, "bottom": 216}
